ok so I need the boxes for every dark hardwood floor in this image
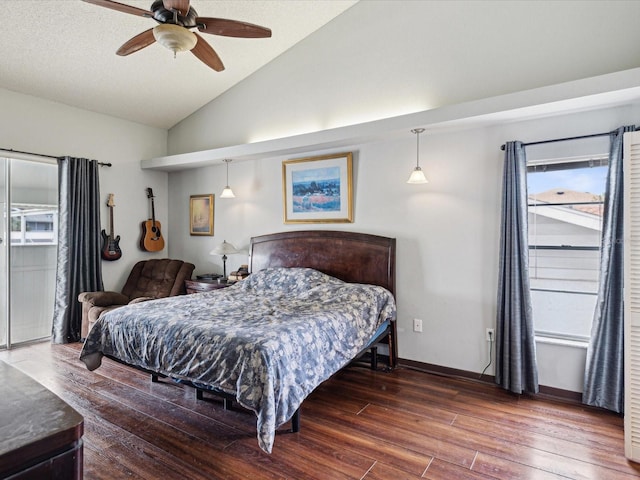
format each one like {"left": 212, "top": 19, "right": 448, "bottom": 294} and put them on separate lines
{"left": 1, "top": 341, "right": 639, "bottom": 479}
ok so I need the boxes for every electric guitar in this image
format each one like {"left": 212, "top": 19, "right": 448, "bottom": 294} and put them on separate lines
{"left": 101, "top": 193, "right": 122, "bottom": 261}
{"left": 140, "top": 187, "right": 165, "bottom": 252}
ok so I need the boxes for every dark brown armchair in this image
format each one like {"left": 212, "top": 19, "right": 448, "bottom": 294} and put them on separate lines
{"left": 79, "top": 258, "right": 195, "bottom": 339}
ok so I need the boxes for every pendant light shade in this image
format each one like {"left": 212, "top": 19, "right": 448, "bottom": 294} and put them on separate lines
{"left": 220, "top": 159, "right": 236, "bottom": 198}
{"left": 407, "top": 128, "right": 429, "bottom": 184}
{"left": 220, "top": 186, "right": 235, "bottom": 198}
{"left": 407, "top": 167, "right": 428, "bottom": 184}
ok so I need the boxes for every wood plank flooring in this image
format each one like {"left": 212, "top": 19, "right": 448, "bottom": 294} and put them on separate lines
{"left": 1, "top": 341, "right": 639, "bottom": 479}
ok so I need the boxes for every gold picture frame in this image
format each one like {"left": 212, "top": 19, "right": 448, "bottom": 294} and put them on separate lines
{"left": 282, "top": 152, "right": 354, "bottom": 224}
{"left": 189, "top": 194, "right": 214, "bottom": 236}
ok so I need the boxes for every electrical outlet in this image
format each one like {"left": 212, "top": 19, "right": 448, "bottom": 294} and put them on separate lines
{"left": 413, "top": 318, "right": 423, "bottom": 333}
{"left": 486, "top": 328, "right": 495, "bottom": 342}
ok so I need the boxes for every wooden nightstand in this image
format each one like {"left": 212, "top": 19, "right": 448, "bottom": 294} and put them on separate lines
{"left": 185, "top": 279, "right": 232, "bottom": 294}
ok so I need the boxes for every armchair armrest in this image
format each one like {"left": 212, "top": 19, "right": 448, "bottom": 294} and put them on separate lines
{"left": 128, "top": 296, "right": 155, "bottom": 304}
{"left": 78, "top": 291, "right": 129, "bottom": 307}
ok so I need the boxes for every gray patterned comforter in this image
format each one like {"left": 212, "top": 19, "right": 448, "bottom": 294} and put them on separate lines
{"left": 79, "top": 267, "right": 396, "bottom": 453}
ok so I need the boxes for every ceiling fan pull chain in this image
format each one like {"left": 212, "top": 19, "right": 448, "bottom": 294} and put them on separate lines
{"left": 171, "top": 5, "right": 179, "bottom": 60}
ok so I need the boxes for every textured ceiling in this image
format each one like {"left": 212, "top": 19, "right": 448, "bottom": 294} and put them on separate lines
{"left": 0, "top": 0, "right": 357, "bottom": 129}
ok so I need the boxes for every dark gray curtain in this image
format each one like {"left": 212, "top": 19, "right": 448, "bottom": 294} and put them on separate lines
{"left": 495, "top": 141, "right": 539, "bottom": 394}
{"left": 583, "top": 125, "right": 635, "bottom": 412}
{"left": 52, "top": 157, "right": 103, "bottom": 343}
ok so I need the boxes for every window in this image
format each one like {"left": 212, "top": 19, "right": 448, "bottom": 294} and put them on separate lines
{"left": 527, "top": 156, "right": 608, "bottom": 342}
{"left": 10, "top": 204, "right": 58, "bottom": 245}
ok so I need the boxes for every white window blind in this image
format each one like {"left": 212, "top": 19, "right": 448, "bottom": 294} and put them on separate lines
{"left": 624, "top": 130, "right": 640, "bottom": 462}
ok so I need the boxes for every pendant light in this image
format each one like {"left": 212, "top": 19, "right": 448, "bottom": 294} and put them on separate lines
{"left": 407, "top": 128, "right": 429, "bottom": 184}
{"left": 220, "top": 159, "right": 236, "bottom": 198}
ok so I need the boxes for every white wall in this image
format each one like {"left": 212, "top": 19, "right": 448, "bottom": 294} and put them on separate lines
{"left": 167, "top": 102, "right": 640, "bottom": 393}
{"left": 168, "top": 0, "right": 640, "bottom": 154}
{"left": 161, "top": 0, "right": 640, "bottom": 395}
{"left": 0, "top": 87, "right": 169, "bottom": 290}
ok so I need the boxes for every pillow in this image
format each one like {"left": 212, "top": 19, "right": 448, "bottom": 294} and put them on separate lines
{"left": 239, "top": 267, "right": 339, "bottom": 295}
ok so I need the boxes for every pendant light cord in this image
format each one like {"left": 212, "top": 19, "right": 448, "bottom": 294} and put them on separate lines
{"left": 411, "top": 128, "right": 425, "bottom": 168}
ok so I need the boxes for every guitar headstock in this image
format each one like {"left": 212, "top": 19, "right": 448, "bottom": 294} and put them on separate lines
{"left": 107, "top": 193, "right": 115, "bottom": 207}
{"left": 146, "top": 188, "right": 154, "bottom": 199}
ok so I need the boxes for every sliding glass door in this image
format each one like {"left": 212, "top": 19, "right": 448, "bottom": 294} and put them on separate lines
{"left": 0, "top": 157, "right": 58, "bottom": 349}
{"left": 0, "top": 159, "right": 6, "bottom": 348}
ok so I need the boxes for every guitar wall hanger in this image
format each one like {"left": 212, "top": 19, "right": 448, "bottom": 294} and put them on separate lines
{"left": 140, "top": 187, "right": 165, "bottom": 252}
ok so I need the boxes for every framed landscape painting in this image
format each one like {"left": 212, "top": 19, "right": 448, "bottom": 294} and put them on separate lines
{"left": 190, "top": 194, "right": 214, "bottom": 235}
{"left": 282, "top": 152, "right": 353, "bottom": 224}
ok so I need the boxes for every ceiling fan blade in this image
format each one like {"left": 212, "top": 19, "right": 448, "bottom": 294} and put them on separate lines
{"left": 162, "top": 0, "right": 190, "bottom": 15}
{"left": 81, "top": 0, "right": 151, "bottom": 17}
{"left": 196, "top": 17, "right": 272, "bottom": 38}
{"left": 116, "top": 29, "right": 156, "bottom": 56}
{"left": 191, "top": 34, "right": 225, "bottom": 72}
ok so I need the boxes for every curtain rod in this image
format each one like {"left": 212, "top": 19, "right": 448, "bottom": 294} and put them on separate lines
{"left": 499, "top": 130, "right": 614, "bottom": 151}
{"left": 0, "top": 147, "right": 112, "bottom": 167}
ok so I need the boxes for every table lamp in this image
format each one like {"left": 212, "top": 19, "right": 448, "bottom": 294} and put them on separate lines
{"left": 209, "top": 240, "right": 239, "bottom": 281}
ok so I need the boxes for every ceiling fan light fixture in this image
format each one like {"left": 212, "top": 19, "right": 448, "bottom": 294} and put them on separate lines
{"left": 84, "top": 0, "right": 272, "bottom": 72}
{"left": 153, "top": 24, "right": 197, "bottom": 53}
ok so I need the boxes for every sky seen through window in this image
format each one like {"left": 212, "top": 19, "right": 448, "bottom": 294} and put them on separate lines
{"left": 527, "top": 165, "right": 608, "bottom": 196}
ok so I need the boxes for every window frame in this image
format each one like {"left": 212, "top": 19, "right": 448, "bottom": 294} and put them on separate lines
{"left": 526, "top": 155, "right": 607, "bottom": 343}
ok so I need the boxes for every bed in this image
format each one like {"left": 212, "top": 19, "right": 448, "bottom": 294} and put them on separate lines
{"left": 80, "top": 230, "right": 396, "bottom": 453}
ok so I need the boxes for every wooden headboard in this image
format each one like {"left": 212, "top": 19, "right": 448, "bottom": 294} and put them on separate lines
{"left": 248, "top": 230, "right": 396, "bottom": 295}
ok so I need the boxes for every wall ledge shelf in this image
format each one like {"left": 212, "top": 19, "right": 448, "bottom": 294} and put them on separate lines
{"left": 141, "top": 68, "right": 640, "bottom": 172}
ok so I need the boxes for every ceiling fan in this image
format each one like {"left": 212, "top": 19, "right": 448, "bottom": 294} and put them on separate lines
{"left": 82, "top": 0, "right": 272, "bottom": 72}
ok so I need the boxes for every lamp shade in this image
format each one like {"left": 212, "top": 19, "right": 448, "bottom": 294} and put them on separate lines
{"left": 153, "top": 24, "right": 197, "bottom": 53}
{"left": 209, "top": 240, "right": 239, "bottom": 256}
{"left": 220, "top": 186, "right": 236, "bottom": 198}
{"left": 407, "top": 167, "right": 428, "bottom": 184}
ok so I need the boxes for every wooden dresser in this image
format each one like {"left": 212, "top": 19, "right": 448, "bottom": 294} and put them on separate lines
{"left": 0, "top": 361, "right": 84, "bottom": 479}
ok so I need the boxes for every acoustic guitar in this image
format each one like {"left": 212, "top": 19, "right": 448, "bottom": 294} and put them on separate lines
{"left": 140, "top": 187, "right": 165, "bottom": 252}
{"left": 101, "top": 193, "right": 122, "bottom": 261}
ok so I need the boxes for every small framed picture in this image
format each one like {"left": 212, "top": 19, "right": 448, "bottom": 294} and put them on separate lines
{"left": 282, "top": 152, "right": 353, "bottom": 224}
{"left": 189, "top": 194, "right": 214, "bottom": 236}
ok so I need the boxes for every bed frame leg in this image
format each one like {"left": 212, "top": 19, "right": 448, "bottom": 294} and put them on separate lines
{"left": 388, "top": 325, "right": 397, "bottom": 369}
{"left": 291, "top": 409, "right": 300, "bottom": 432}
{"left": 195, "top": 389, "right": 233, "bottom": 410}
{"left": 370, "top": 346, "right": 378, "bottom": 370}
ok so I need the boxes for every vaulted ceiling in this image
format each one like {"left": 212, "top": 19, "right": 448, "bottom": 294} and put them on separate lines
{"left": 0, "top": 0, "right": 357, "bottom": 129}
